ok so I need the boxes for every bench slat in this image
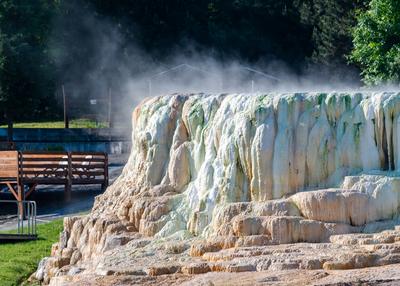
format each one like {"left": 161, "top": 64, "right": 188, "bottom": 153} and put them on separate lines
{"left": 72, "top": 171, "right": 105, "bottom": 176}
{"left": 0, "top": 171, "right": 18, "bottom": 178}
{"left": 70, "top": 158, "right": 105, "bottom": 162}
{"left": 0, "top": 158, "right": 19, "bottom": 163}
{"left": 22, "top": 158, "right": 67, "bottom": 161}
{"left": 71, "top": 164, "right": 105, "bottom": 169}
{"left": 0, "top": 151, "right": 18, "bottom": 158}
{"left": 20, "top": 151, "right": 68, "bottom": 155}
{"left": 71, "top": 179, "right": 105, "bottom": 184}
{"left": 22, "top": 170, "right": 68, "bottom": 176}
{"left": 22, "top": 159, "right": 67, "bottom": 163}
{"left": 71, "top": 152, "right": 106, "bottom": 156}
{"left": 0, "top": 165, "right": 18, "bottom": 170}
{"left": 21, "top": 164, "right": 68, "bottom": 169}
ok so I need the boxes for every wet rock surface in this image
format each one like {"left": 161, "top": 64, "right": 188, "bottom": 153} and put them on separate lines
{"left": 34, "top": 93, "right": 400, "bottom": 285}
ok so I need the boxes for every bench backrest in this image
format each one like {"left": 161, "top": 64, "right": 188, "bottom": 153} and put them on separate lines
{"left": 70, "top": 152, "right": 108, "bottom": 181}
{"left": 0, "top": 151, "right": 18, "bottom": 179}
{"left": 18, "top": 151, "right": 108, "bottom": 183}
{"left": 0, "top": 151, "right": 108, "bottom": 185}
{"left": 19, "top": 152, "right": 69, "bottom": 180}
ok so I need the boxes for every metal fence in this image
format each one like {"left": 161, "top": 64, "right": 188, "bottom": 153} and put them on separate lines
{"left": 0, "top": 200, "right": 37, "bottom": 240}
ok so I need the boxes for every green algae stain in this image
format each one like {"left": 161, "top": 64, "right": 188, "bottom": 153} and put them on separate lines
{"left": 199, "top": 199, "right": 206, "bottom": 211}
{"left": 353, "top": 122, "right": 362, "bottom": 146}
{"left": 317, "top": 93, "right": 328, "bottom": 105}
{"left": 188, "top": 102, "right": 205, "bottom": 140}
{"left": 343, "top": 94, "right": 352, "bottom": 110}
{"left": 327, "top": 94, "right": 337, "bottom": 107}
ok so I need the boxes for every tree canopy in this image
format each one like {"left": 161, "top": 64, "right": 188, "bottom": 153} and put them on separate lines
{"left": 0, "top": 0, "right": 58, "bottom": 122}
{"left": 351, "top": 0, "right": 400, "bottom": 85}
{"left": 0, "top": 0, "right": 396, "bottom": 123}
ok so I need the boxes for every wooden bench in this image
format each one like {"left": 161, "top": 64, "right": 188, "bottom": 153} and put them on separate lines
{"left": 0, "top": 151, "right": 109, "bottom": 204}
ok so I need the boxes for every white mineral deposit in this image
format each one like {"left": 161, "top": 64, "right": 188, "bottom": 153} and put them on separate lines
{"left": 35, "top": 92, "right": 400, "bottom": 285}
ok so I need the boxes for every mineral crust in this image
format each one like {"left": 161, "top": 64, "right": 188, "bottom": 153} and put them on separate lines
{"left": 35, "top": 93, "right": 400, "bottom": 285}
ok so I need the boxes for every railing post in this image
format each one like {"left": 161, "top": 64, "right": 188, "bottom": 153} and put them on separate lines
{"left": 62, "top": 85, "right": 69, "bottom": 129}
{"left": 32, "top": 201, "right": 37, "bottom": 235}
{"left": 27, "top": 202, "right": 30, "bottom": 234}
{"left": 17, "top": 152, "right": 25, "bottom": 220}
{"left": 17, "top": 201, "right": 20, "bottom": 234}
{"left": 7, "top": 120, "right": 13, "bottom": 148}
{"left": 65, "top": 152, "right": 72, "bottom": 201}
{"left": 0, "top": 200, "right": 37, "bottom": 238}
{"left": 102, "top": 152, "right": 109, "bottom": 191}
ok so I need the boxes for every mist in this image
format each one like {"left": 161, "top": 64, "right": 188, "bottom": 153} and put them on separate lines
{"left": 50, "top": 1, "right": 366, "bottom": 128}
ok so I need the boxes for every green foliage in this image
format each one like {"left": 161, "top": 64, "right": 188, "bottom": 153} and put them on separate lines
{"left": 0, "top": 0, "right": 383, "bottom": 123}
{"left": 59, "top": 0, "right": 313, "bottom": 71}
{"left": 297, "top": 0, "right": 365, "bottom": 67}
{"left": 60, "top": 0, "right": 365, "bottom": 76}
{"left": 350, "top": 0, "right": 400, "bottom": 85}
{"left": 0, "top": 0, "right": 59, "bottom": 122}
{"left": 0, "top": 219, "right": 63, "bottom": 286}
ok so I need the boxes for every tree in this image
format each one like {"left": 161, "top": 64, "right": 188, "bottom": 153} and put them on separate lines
{"left": 350, "top": 0, "right": 400, "bottom": 85}
{"left": 0, "top": 1, "right": 371, "bottom": 124}
{"left": 0, "top": 0, "right": 59, "bottom": 123}
{"left": 296, "top": 0, "right": 365, "bottom": 68}
{"left": 84, "top": 0, "right": 363, "bottom": 74}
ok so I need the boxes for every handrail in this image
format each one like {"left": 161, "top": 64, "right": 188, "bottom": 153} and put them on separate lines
{"left": 0, "top": 200, "right": 37, "bottom": 236}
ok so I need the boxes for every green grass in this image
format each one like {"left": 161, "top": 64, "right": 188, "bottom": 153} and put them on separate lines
{"left": 0, "top": 219, "right": 63, "bottom": 286}
{"left": 0, "top": 119, "right": 109, "bottom": 128}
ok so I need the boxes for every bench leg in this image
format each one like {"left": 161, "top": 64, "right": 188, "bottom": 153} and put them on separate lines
{"left": 6, "top": 183, "right": 18, "bottom": 200}
{"left": 65, "top": 182, "right": 72, "bottom": 202}
{"left": 101, "top": 183, "right": 108, "bottom": 192}
{"left": 17, "top": 183, "right": 25, "bottom": 221}
{"left": 25, "top": 183, "right": 37, "bottom": 199}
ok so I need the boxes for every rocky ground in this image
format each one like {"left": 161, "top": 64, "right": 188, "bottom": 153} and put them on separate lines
{"left": 46, "top": 265, "right": 400, "bottom": 286}
{"left": 33, "top": 181, "right": 400, "bottom": 285}
{"left": 38, "top": 224, "right": 400, "bottom": 285}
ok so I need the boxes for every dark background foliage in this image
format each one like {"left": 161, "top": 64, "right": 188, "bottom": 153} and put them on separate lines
{"left": 0, "top": 0, "right": 385, "bottom": 123}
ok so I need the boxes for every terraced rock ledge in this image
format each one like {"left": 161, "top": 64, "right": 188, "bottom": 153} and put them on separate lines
{"left": 34, "top": 93, "right": 400, "bottom": 285}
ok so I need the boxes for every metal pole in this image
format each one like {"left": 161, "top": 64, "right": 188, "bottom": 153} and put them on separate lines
{"left": 27, "top": 202, "right": 30, "bottom": 234}
{"left": 33, "top": 201, "right": 37, "bottom": 235}
{"left": 7, "top": 120, "right": 13, "bottom": 147}
{"left": 17, "top": 201, "right": 20, "bottom": 234}
{"left": 251, "top": 80, "right": 255, "bottom": 93}
{"left": 108, "top": 87, "right": 112, "bottom": 128}
{"left": 62, "top": 85, "right": 69, "bottom": 129}
{"left": 148, "top": 80, "right": 152, "bottom": 97}
{"left": 21, "top": 202, "right": 24, "bottom": 234}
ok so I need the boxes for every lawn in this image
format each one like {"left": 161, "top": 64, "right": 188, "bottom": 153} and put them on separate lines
{"left": 0, "top": 219, "right": 63, "bottom": 286}
{"left": 0, "top": 119, "right": 109, "bottom": 128}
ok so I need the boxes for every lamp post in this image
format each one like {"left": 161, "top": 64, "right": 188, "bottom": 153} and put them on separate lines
{"left": 62, "top": 85, "right": 69, "bottom": 129}
{"left": 108, "top": 88, "right": 113, "bottom": 128}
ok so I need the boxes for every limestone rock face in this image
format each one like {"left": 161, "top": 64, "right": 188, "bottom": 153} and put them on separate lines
{"left": 35, "top": 93, "right": 400, "bottom": 285}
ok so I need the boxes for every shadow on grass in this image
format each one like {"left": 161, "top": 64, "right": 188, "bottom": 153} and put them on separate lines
{"left": 0, "top": 236, "right": 46, "bottom": 244}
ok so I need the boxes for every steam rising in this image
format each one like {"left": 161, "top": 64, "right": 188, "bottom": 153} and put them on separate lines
{"left": 51, "top": 2, "right": 368, "bottom": 126}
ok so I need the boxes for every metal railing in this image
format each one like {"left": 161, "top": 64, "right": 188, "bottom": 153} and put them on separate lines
{"left": 0, "top": 200, "right": 37, "bottom": 236}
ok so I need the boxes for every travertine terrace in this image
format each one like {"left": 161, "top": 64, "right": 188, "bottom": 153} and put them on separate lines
{"left": 35, "top": 93, "right": 400, "bottom": 285}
